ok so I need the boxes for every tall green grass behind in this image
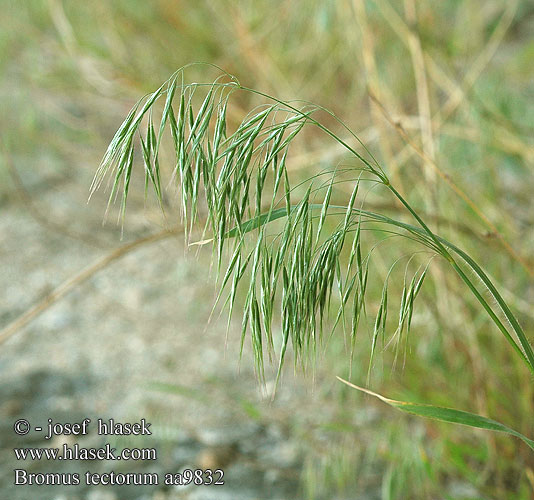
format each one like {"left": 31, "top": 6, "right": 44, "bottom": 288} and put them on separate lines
{"left": 2, "top": 0, "right": 534, "bottom": 497}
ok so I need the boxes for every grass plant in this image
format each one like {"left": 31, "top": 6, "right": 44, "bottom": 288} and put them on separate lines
{"left": 5, "top": 1, "right": 533, "bottom": 496}
{"left": 91, "top": 65, "right": 534, "bottom": 452}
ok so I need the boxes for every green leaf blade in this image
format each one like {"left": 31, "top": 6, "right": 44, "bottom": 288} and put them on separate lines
{"left": 337, "top": 377, "right": 534, "bottom": 451}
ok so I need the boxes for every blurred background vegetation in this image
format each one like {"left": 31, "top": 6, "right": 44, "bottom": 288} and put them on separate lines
{"left": 1, "top": 1, "right": 533, "bottom": 499}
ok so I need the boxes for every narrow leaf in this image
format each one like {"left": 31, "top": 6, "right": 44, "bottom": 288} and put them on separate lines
{"left": 337, "top": 377, "right": 534, "bottom": 451}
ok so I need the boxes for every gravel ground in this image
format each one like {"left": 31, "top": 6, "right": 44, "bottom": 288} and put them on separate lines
{"left": 0, "top": 197, "right": 294, "bottom": 499}
{"left": 0, "top": 168, "right": 384, "bottom": 500}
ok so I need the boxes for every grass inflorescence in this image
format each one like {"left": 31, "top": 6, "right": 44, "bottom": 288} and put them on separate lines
{"left": 92, "top": 65, "right": 533, "bottom": 446}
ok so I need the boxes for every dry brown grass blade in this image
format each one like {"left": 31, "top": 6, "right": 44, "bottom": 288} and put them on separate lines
{"left": 432, "top": 0, "right": 518, "bottom": 127}
{"left": 369, "top": 91, "right": 533, "bottom": 278}
{"left": 48, "top": 0, "right": 114, "bottom": 95}
{"left": 376, "top": 0, "right": 520, "bottom": 166}
{"left": 216, "top": 3, "right": 290, "bottom": 97}
{"left": 0, "top": 228, "right": 181, "bottom": 345}
{"left": 402, "top": 0, "right": 451, "bottom": 337}
{"left": 351, "top": 0, "right": 401, "bottom": 191}
{"left": 2, "top": 145, "right": 109, "bottom": 249}
{"left": 403, "top": 0, "right": 435, "bottom": 165}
